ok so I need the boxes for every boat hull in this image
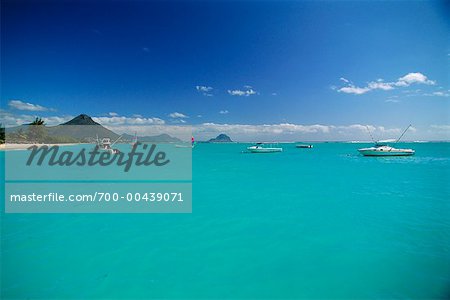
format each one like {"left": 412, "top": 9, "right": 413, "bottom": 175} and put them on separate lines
{"left": 247, "top": 147, "right": 282, "bottom": 153}
{"left": 358, "top": 148, "right": 415, "bottom": 156}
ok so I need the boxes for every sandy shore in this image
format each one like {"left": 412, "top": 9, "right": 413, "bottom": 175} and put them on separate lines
{"left": 0, "top": 143, "right": 80, "bottom": 151}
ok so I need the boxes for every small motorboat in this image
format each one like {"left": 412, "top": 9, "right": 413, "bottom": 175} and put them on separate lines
{"left": 96, "top": 136, "right": 122, "bottom": 154}
{"left": 247, "top": 143, "right": 282, "bottom": 153}
{"left": 296, "top": 144, "right": 313, "bottom": 149}
{"left": 175, "top": 144, "right": 195, "bottom": 148}
{"left": 176, "top": 136, "right": 195, "bottom": 148}
{"left": 358, "top": 144, "right": 415, "bottom": 156}
{"left": 358, "top": 125, "right": 415, "bottom": 157}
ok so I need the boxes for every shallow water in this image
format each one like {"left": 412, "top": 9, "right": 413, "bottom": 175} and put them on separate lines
{"left": 1, "top": 142, "right": 449, "bottom": 299}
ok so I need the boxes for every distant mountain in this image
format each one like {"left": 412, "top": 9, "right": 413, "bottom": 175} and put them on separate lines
{"left": 48, "top": 114, "right": 119, "bottom": 141}
{"left": 62, "top": 114, "right": 101, "bottom": 126}
{"left": 207, "top": 133, "right": 233, "bottom": 143}
{"left": 5, "top": 114, "right": 182, "bottom": 143}
{"left": 122, "top": 133, "right": 181, "bottom": 143}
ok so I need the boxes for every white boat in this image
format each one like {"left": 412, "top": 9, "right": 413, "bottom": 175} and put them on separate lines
{"left": 358, "top": 125, "right": 415, "bottom": 157}
{"left": 358, "top": 144, "right": 415, "bottom": 156}
{"left": 175, "top": 144, "right": 194, "bottom": 148}
{"left": 247, "top": 143, "right": 282, "bottom": 153}
{"left": 175, "top": 136, "right": 195, "bottom": 148}
{"left": 96, "top": 135, "right": 122, "bottom": 154}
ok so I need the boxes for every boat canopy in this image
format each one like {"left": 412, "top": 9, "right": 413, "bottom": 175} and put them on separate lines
{"left": 375, "top": 139, "right": 396, "bottom": 146}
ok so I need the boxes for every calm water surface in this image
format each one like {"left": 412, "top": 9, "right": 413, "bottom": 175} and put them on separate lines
{"left": 1, "top": 142, "right": 449, "bottom": 299}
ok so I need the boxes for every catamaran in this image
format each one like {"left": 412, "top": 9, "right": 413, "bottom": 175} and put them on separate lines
{"left": 247, "top": 142, "right": 283, "bottom": 153}
{"left": 358, "top": 125, "right": 415, "bottom": 156}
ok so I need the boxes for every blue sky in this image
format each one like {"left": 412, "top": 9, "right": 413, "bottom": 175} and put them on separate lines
{"left": 1, "top": 0, "right": 449, "bottom": 141}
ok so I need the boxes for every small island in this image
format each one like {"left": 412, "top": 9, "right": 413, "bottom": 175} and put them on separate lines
{"left": 207, "top": 134, "right": 233, "bottom": 143}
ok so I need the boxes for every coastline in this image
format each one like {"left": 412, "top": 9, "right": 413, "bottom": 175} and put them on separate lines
{"left": 0, "top": 143, "right": 80, "bottom": 151}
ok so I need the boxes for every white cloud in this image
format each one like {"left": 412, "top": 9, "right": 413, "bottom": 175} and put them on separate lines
{"left": 396, "top": 72, "right": 435, "bottom": 86}
{"left": 170, "top": 119, "right": 187, "bottom": 124}
{"left": 92, "top": 116, "right": 165, "bottom": 125}
{"left": 101, "top": 123, "right": 444, "bottom": 142}
{"left": 338, "top": 86, "right": 371, "bottom": 95}
{"left": 228, "top": 86, "right": 257, "bottom": 97}
{"left": 385, "top": 99, "right": 400, "bottom": 103}
{"left": 0, "top": 111, "right": 73, "bottom": 127}
{"left": 368, "top": 81, "right": 395, "bottom": 91}
{"left": 192, "top": 123, "right": 423, "bottom": 142}
{"left": 196, "top": 85, "right": 213, "bottom": 96}
{"left": 8, "top": 100, "right": 53, "bottom": 112}
{"left": 430, "top": 125, "right": 450, "bottom": 131}
{"left": 2, "top": 111, "right": 446, "bottom": 141}
{"left": 418, "top": 89, "right": 450, "bottom": 97}
{"left": 195, "top": 123, "right": 332, "bottom": 141}
{"left": 427, "top": 91, "right": 450, "bottom": 97}
{"left": 196, "top": 86, "right": 213, "bottom": 92}
{"left": 228, "top": 90, "right": 246, "bottom": 96}
{"left": 219, "top": 110, "right": 229, "bottom": 114}
{"left": 44, "top": 116, "right": 73, "bottom": 125}
{"left": 429, "top": 125, "right": 450, "bottom": 139}
{"left": 106, "top": 124, "right": 192, "bottom": 141}
{"left": 169, "top": 112, "right": 188, "bottom": 119}
{"left": 337, "top": 72, "right": 436, "bottom": 95}
{"left": 198, "top": 123, "right": 331, "bottom": 134}
{"left": 271, "top": 92, "right": 277, "bottom": 96}
{"left": 109, "top": 112, "right": 118, "bottom": 116}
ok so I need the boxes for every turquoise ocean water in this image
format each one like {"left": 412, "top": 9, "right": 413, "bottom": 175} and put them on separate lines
{"left": 1, "top": 142, "right": 449, "bottom": 299}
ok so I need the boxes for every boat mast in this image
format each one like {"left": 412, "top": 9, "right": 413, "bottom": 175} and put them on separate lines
{"left": 366, "top": 125, "right": 375, "bottom": 143}
{"left": 395, "top": 124, "right": 412, "bottom": 143}
{"left": 111, "top": 135, "right": 123, "bottom": 147}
